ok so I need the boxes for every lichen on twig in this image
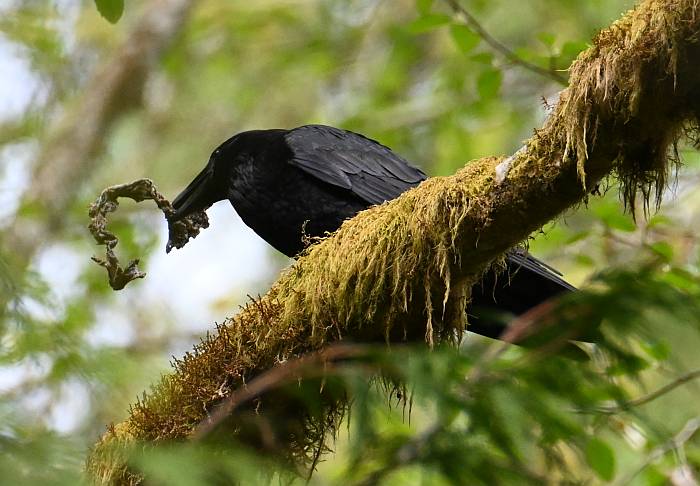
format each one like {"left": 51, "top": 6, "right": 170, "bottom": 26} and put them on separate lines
{"left": 88, "top": 178, "right": 209, "bottom": 290}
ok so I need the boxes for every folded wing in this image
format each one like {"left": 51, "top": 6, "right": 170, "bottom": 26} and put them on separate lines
{"left": 285, "top": 124, "right": 427, "bottom": 205}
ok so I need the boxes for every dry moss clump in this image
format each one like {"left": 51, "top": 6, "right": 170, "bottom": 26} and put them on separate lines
{"left": 88, "top": 0, "right": 700, "bottom": 482}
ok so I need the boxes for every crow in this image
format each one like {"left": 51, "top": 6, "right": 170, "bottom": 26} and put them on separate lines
{"left": 171, "top": 124, "right": 578, "bottom": 343}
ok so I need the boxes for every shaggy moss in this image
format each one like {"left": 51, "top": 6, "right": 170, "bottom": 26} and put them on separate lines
{"left": 546, "top": 0, "right": 693, "bottom": 213}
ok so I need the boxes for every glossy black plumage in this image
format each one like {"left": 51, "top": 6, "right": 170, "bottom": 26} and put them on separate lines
{"left": 172, "top": 124, "right": 576, "bottom": 341}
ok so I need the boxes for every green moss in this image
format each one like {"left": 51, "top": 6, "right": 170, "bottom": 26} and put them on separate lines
{"left": 542, "top": 0, "right": 693, "bottom": 215}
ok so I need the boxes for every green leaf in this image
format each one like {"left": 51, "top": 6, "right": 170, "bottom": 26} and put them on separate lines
{"left": 561, "top": 40, "right": 589, "bottom": 61}
{"left": 608, "top": 354, "right": 650, "bottom": 375}
{"left": 450, "top": 25, "right": 480, "bottom": 54}
{"left": 575, "top": 254, "right": 595, "bottom": 266}
{"left": 640, "top": 340, "right": 670, "bottom": 361}
{"left": 477, "top": 68, "right": 502, "bottom": 99}
{"left": 649, "top": 241, "right": 674, "bottom": 262}
{"left": 641, "top": 466, "right": 668, "bottom": 486}
{"left": 646, "top": 214, "right": 672, "bottom": 229}
{"left": 95, "top": 0, "right": 124, "bottom": 23}
{"left": 661, "top": 267, "right": 700, "bottom": 292}
{"left": 565, "top": 230, "right": 590, "bottom": 244}
{"left": 537, "top": 32, "right": 556, "bottom": 48}
{"left": 596, "top": 208, "right": 636, "bottom": 232}
{"left": 585, "top": 438, "right": 616, "bottom": 481}
{"left": 471, "top": 52, "right": 494, "bottom": 65}
{"left": 406, "top": 14, "right": 451, "bottom": 34}
{"left": 416, "top": 0, "right": 434, "bottom": 15}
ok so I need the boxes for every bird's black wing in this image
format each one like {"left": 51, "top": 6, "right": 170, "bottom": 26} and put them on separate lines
{"left": 284, "top": 125, "right": 427, "bottom": 205}
{"left": 506, "top": 248, "right": 576, "bottom": 292}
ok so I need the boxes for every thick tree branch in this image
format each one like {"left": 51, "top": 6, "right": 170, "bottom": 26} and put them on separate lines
{"left": 87, "top": 0, "right": 700, "bottom": 483}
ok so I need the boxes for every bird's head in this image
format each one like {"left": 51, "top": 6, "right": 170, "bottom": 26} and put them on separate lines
{"left": 171, "top": 129, "right": 289, "bottom": 221}
{"left": 170, "top": 133, "right": 251, "bottom": 221}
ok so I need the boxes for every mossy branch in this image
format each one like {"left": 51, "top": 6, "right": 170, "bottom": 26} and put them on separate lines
{"left": 87, "top": 0, "right": 700, "bottom": 483}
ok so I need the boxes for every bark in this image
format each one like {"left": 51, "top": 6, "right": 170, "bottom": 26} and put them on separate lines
{"left": 86, "top": 0, "right": 700, "bottom": 483}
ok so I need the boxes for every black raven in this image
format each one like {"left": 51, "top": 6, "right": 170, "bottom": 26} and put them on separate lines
{"left": 171, "top": 124, "right": 576, "bottom": 342}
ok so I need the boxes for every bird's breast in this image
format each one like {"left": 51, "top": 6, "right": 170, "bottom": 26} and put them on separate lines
{"left": 228, "top": 164, "right": 366, "bottom": 257}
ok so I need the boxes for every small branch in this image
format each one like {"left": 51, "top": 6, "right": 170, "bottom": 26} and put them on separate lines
{"left": 586, "top": 369, "right": 700, "bottom": 415}
{"left": 443, "top": 0, "right": 569, "bottom": 86}
{"left": 191, "top": 344, "right": 377, "bottom": 442}
{"left": 88, "top": 178, "right": 208, "bottom": 290}
{"left": 613, "top": 417, "right": 700, "bottom": 486}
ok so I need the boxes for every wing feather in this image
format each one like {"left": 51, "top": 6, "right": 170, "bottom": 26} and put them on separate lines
{"left": 507, "top": 249, "right": 576, "bottom": 292}
{"left": 285, "top": 125, "right": 427, "bottom": 205}
{"left": 289, "top": 154, "right": 352, "bottom": 189}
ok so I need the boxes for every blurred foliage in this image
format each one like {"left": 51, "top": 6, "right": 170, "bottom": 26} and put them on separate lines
{"left": 103, "top": 262, "right": 700, "bottom": 485}
{"left": 1, "top": 0, "right": 700, "bottom": 484}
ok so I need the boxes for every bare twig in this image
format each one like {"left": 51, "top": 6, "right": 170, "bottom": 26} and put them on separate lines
{"left": 88, "top": 178, "right": 208, "bottom": 290}
{"left": 468, "top": 296, "right": 590, "bottom": 379}
{"left": 443, "top": 0, "right": 569, "bottom": 86}
{"left": 586, "top": 369, "right": 700, "bottom": 415}
{"left": 613, "top": 417, "right": 700, "bottom": 486}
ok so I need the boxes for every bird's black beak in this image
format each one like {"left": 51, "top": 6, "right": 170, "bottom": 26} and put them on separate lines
{"left": 171, "top": 160, "right": 219, "bottom": 220}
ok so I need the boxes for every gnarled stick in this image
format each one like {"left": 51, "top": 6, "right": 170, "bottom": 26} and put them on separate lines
{"left": 88, "top": 178, "right": 209, "bottom": 290}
